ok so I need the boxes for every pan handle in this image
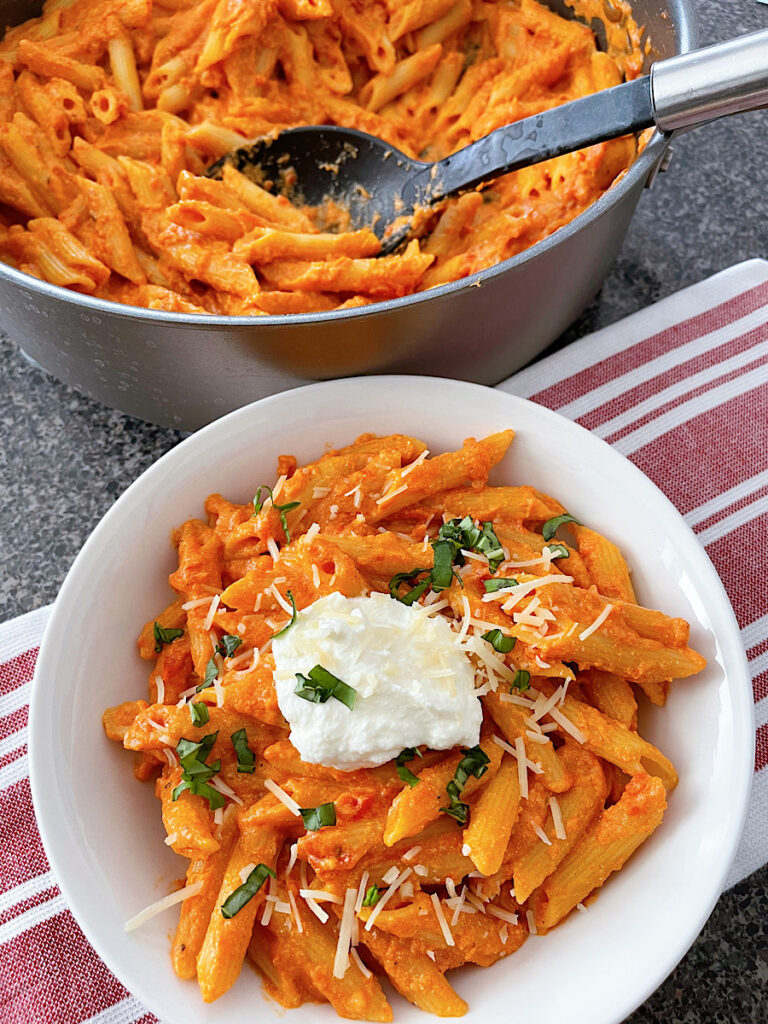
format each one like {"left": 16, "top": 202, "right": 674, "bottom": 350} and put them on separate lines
{"left": 652, "top": 28, "right": 768, "bottom": 132}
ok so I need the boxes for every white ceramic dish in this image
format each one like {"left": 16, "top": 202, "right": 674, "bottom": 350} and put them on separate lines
{"left": 30, "top": 376, "right": 753, "bottom": 1024}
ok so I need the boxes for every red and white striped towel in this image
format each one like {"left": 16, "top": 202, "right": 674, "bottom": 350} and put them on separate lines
{"left": 1, "top": 258, "right": 767, "bottom": 1023}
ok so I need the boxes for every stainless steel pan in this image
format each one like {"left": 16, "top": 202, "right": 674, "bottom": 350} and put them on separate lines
{"left": 0, "top": 0, "right": 695, "bottom": 430}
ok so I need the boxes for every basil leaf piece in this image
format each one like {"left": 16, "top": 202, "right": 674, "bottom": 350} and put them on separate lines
{"left": 545, "top": 543, "right": 570, "bottom": 559}
{"left": 389, "top": 567, "right": 431, "bottom": 605}
{"left": 362, "top": 885, "right": 382, "bottom": 907}
{"left": 172, "top": 731, "right": 225, "bottom": 810}
{"left": 294, "top": 665, "right": 357, "bottom": 710}
{"left": 153, "top": 622, "right": 184, "bottom": 654}
{"left": 231, "top": 728, "right": 255, "bottom": 774}
{"left": 429, "top": 539, "right": 456, "bottom": 592}
{"left": 483, "top": 577, "right": 517, "bottom": 593}
{"left": 542, "top": 513, "right": 581, "bottom": 542}
{"left": 190, "top": 702, "right": 209, "bottom": 727}
{"left": 272, "top": 590, "right": 298, "bottom": 638}
{"left": 299, "top": 802, "right": 336, "bottom": 831}
{"left": 395, "top": 747, "right": 423, "bottom": 788}
{"left": 482, "top": 629, "right": 516, "bottom": 654}
{"left": 221, "top": 863, "right": 276, "bottom": 919}
{"left": 476, "top": 522, "right": 505, "bottom": 572}
{"left": 216, "top": 634, "right": 243, "bottom": 658}
{"left": 512, "top": 669, "right": 531, "bottom": 692}
{"left": 440, "top": 745, "right": 491, "bottom": 825}
{"left": 197, "top": 656, "right": 219, "bottom": 692}
{"left": 251, "top": 485, "right": 301, "bottom": 541}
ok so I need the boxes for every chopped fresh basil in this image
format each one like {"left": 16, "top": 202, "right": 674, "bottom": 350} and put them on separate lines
{"left": 429, "top": 539, "right": 457, "bottom": 592}
{"left": 482, "top": 629, "right": 516, "bottom": 654}
{"left": 294, "top": 665, "right": 357, "bottom": 710}
{"left": 389, "top": 567, "right": 431, "bottom": 606}
{"left": 395, "top": 747, "right": 423, "bottom": 788}
{"left": 216, "top": 634, "right": 243, "bottom": 658}
{"left": 299, "top": 802, "right": 336, "bottom": 831}
{"left": 251, "top": 485, "right": 301, "bottom": 541}
{"left": 476, "top": 522, "right": 505, "bottom": 572}
{"left": 272, "top": 590, "right": 298, "bottom": 638}
{"left": 440, "top": 745, "right": 490, "bottom": 826}
{"left": 542, "top": 513, "right": 581, "bottom": 542}
{"left": 483, "top": 577, "right": 517, "bottom": 593}
{"left": 172, "top": 731, "right": 225, "bottom": 810}
{"left": 512, "top": 669, "right": 531, "bottom": 692}
{"left": 362, "top": 884, "right": 382, "bottom": 907}
{"left": 197, "top": 656, "right": 219, "bottom": 692}
{"left": 190, "top": 702, "right": 209, "bottom": 727}
{"left": 221, "top": 863, "right": 276, "bottom": 919}
{"left": 230, "top": 728, "right": 255, "bottom": 774}
{"left": 153, "top": 622, "right": 184, "bottom": 654}
{"left": 545, "top": 543, "right": 570, "bottom": 559}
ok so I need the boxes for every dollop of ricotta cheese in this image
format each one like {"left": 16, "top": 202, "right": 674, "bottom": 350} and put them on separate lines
{"left": 272, "top": 591, "right": 481, "bottom": 771}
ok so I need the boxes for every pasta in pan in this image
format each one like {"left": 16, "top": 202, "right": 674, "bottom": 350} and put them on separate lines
{"left": 0, "top": 0, "right": 643, "bottom": 315}
{"left": 104, "top": 430, "right": 705, "bottom": 1018}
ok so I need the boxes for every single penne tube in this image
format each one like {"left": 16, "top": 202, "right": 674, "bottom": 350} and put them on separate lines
{"left": 17, "top": 39, "right": 105, "bottom": 92}
{"left": 260, "top": 245, "right": 434, "bottom": 298}
{"left": 172, "top": 810, "right": 239, "bottom": 978}
{"left": 221, "top": 164, "right": 315, "bottom": 231}
{"left": 530, "top": 772, "right": 666, "bottom": 931}
{"left": 234, "top": 227, "right": 381, "bottom": 263}
{"left": 571, "top": 524, "right": 636, "bottom": 603}
{"left": 196, "top": 828, "right": 281, "bottom": 1002}
{"left": 107, "top": 26, "right": 144, "bottom": 111}
{"left": 185, "top": 120, "right": 249, "bottom": 159}
{"left": 511, "top": 742, "right": 607, "bottom": 903}
{"left": 416, "top": 0, "right": 473, "bottom": 48}
{"left": 537, "top": 681, "right": 678, "bottom": 791}
{"left": 463, "top": 754, "right": 521, "bottom": 875}
{"left": 360, "top": 928, "right": 468, "bottom": 1017}
{"left": 371, "top": 431, "right": 515, "bottom": 522}
{"left": 167, "top": 200, "right": 248, "bottom": 243}
{"left": 389, "top": 0, "right": 456, "bottom": 41}
{"left": 579, "top": 668, "right": 638, "bottom": 730}
{"left": 423, "top": 191, "right": 482, "bottom": 257}
{"left": 359, "top": 44, "right": 443, "bottom": 112}
{"left": 419, "top": 484, "right": 565, "bottom": 523}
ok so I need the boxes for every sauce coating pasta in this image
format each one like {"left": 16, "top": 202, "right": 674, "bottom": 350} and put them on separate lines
{"left": 103, "top": 430, "right": 705, "bottom": 1017}
{"left": 0, "top": 0, "right": 642, "bottom": 315}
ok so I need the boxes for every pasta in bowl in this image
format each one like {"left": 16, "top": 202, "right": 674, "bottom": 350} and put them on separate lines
{"left": 29, "top": 378, "right": 752, "bottom": 1024}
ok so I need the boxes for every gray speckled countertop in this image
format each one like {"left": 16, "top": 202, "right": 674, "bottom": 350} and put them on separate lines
{"left": 1, "top": 0, "right": 767, "bottom": 1020}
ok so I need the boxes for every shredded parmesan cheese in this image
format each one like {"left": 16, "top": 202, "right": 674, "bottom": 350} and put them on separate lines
{"left": 355, "top": 871, "right": 370, "bottom": 914}
{"left": 350, "top": 946, "right": 371, "bottom": 978}
{"left": 261, "top": 874, "right": 277, "bottom": 926}
{"left": 333, "top": 888, "right": 358, "bottom": 978}
{"left": 533, "top": 823, "right": 553, "bottom": 846}
{"left": 400, "top": 449, "right": 429, "bottom": 477}
{"left": 181, "top": 596, "right": 215, "bottom": 611}
{"left": 269, "top": 584, "right": 295, "bottom": 616}
{"left": 202, "top": 594, "right": 221, "bottom": 632}
{"left": 300, "top": 889, "right": 343, "bottom": 904}
{"left": 288, "top": 890, "right": 303, "bottom": 933}
{"left": 286, "top": 843, "right": 298, "bottom": 877}
{"left": 430, "top": 893, "right": 455, "bottom": 947}
{"left": 526, "top": 909, "right": 538, "bottom": 935}
{"left": 305, "top": 522, "right": 321, "bottom": 543}
{"left": 515, "top": 736, "right": 529, "bottom": 799}
{"left": 311, "top": 564, "right": 320, "bottom": 588}
{"left": 303, "top": 895, "right": 329, "bottom": 924}
{"left": 163, "top": 832, "right": 177, "bottom": 846}
{"left": 376, "top": 483, "right": 408, "bottom": 504}
{"left": 402, "top": 845, "right": 422, "bottom": 862}
{"left": 364, "top": 868, "right": 412, "bottom": 931}
{"left": 313, "top": 486, "right": 331, "bottom": 498}
{"left": 267, "top": 537, "right": 280, "bottom": 562}
{"left": 549, "top": 796, "right": 566, "bottom": 840}
{"left": 548, "top": 705, "right": 586, "bottom": 744}
{"left": 578, "top": 603, "right": 614, "bottom": 641}
{"left": 487, "top": 906, "right": 519, "bottom": 925}
{"left": 124, "top": 881, "right": 203, "bottom": 932}
{"left": 263, "top": 778, "right": 301, "bottom": 816}
{"left": 382, "top": 865, "right": 400, "bottom": 885}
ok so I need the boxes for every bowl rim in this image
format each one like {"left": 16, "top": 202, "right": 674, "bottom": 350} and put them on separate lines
{"left": 0, "top": 4, "right": 696, "bottom": 330}
{"left": 29, "top": 374, "right": 753, "bottom": 1024}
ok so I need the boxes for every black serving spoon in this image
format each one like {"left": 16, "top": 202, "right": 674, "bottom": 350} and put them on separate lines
{"left": 207, "top": 29, "right": 768, "bottom": 255}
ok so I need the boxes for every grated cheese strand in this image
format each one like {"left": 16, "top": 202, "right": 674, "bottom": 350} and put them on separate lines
{"left": 364, "top": 868, "right": 412, "bottom": 931}
{"left": 333, "top": 888, "right": 358, "bottom": 978}
{"left": 430, "top": 893, "right": 455, "bottom": 947}
{"left": 263, "top": 778, "right": 301, "bottom": 816}
{"left": 124, "top": 881, "right": 203, "bottom": 932}
{"left": 578, "top": 603, "right": 614, "bottom": 641}
{"left": 549, "top": 795, "right": 567, "bottom": 840}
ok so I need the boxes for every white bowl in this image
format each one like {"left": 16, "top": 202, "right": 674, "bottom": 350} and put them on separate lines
{"left": 30, "top": 376, "right": 753, "bottom": 1024}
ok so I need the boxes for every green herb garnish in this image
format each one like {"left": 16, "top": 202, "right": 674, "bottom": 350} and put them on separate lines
{"left": 153, "top": 622, "right": 184, "bottom": 654}
{"left": 294, "top": 665, "right": 357, "bottom": 710}
{"left": 252, "top": 485, "right": 300, "bottom": 541}
{"left": 231, "top": 728, "right": 255, "bottom": 774}
{"left": 476, "top": 522, "right": 505, "bottom": 572}
{"left": 220, "top": 863, "right": 276, "bottom": 919}
{"left": 483, "top": 577, "right": 517, "bottom": 593}
{"left": 512, "top": 669, "right": 531, "bottom": 692}
{"left": 299, "top": 802, "right": 336, "bottom": 831}
{"left": 389, "top": 568, "right": 432, "bottom": 606}
{"left": 172, "top": 731, "right": 225, "bottom": 810}
{"left": 197, "top": 656, "right": 219, "bottom": 692}
{"left": 542, "top": 513, "right": 581, "bottom": 542}
{"left": 216, "top": 634, "right": 243, "bottom": 658}
{"left": 429, "top": 539, "right": 457, "bottom": 592}
{"left": 190, "top": 702, "right": 209, "bottom": 727}
{"left": 440, "top": 745, "right": 490, "bottom": 826}
{"left": 362, "top": 885, "right": 382, "bottom": 907}
{"left": 482, "top": 629, "right": 516, "bottom": 654}
{"left": 272, "top": 590, "right": 298, "bottom": 637}
{"left": 395, "top": 747, "right": 423, "bottom": 788}
{"left": 545, "top": 543, "right": 570, "bottom": 559}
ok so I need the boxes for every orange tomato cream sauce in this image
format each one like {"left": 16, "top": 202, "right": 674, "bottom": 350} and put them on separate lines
{"left": 0, "top": 0, "right": 644, "bottom": 315}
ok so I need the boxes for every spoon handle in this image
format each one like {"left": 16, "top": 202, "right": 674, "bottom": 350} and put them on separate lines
{"left": 427, "top": 28, "right": 768, "bottom": 204}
